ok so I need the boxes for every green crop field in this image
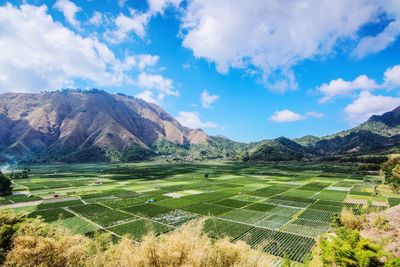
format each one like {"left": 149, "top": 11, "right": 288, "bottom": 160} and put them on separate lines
{"left": 2, "top": 161, "right": 399, "bottom": 264}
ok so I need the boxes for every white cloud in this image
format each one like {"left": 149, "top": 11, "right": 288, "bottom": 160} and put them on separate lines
{"left": 200, "top": 89, "right": 219, "bottom": 108}
{"left": 135, "top": 90, "right": 158, "bottom": 104}
{"left": 353, "top": 21, "right": 400, "bottom": 58}
{"left": 121, "top": 54, "right": 159, "bottom": 72}
{"left": 118, "top": 0, "right": 127, "bottom": 8}
{"left": 353, "top": 1, "right": 400, "bottom": 58}
{"left": 105, "top": 10, "right": 149, "bottom": 43}
{"left": 136, "top": 54, "right": 159, "bottom": 69}
{"left": 180, "top": 0, "right": 400, "bottom": 92}
{"left": 176, "top": 111, "right": 219, "bottom": 129}
{"left": 89, "top": 11, "right": 103, "bottom": 26}
{"left": 306, "top": 111, "right": 324, "bottom": 119}
{"left": 345, "top": 91, "right": 400, "bottom": 125}
{"left": 0, "top": 4, "right": 139, "bottom": 93}
{"left": 384, "top": 64, "right": 400, "bottom": 88}
{"left": 269, "top": 109, "right": 305, "bottom": 122}
{"left": 317, "top": 75, "right": 380, "bottom": 103}
{"left": 148, "top": 0, "right": 182, "bottom": 14}
{"left": 137, "top": 72, "right": 179, "bottom": 100}
{"left": 269, "top": 109, "right": 323, "bottom": 122}
{"left": 106, "top": 0, "right": 182, "bottom": 44}
{"left": 53, "top": 0, "right": 81, "bottom": 29}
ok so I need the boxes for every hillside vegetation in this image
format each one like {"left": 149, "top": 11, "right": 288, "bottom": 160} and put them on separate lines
{"left": 0, "top": 210, "right": 277, "bottom": 267}
{"left": 314, "top": 206, "right": 400, "bottom": 266}
{"left": 2, "top": 90, "right": 400, "bottom": 163}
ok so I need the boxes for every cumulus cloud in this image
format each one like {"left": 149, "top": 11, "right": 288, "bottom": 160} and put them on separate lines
{"left": 269, "top": 109, "right": 324, "bottom": 122}
{"left": 0, "top": 4, "right": 142, "bottom": 92}
{"left": 106, "top": 0, "right": 182, "bottom": 44}
{"left": 0, "top": 3, "right": 166, "bottom": 94}
{"left": 53, "top": 0, "right": 81, "bottom": 29}
{"left": 384, "top": 64, "right": 400, "bottom": 88}
{"left": 180, "top": 0, "right": 400, "bottom": 92}
{"left": 89, "top": 11, "right": 104, "bottom": 26}
{"left": 135, "top": 90, "right": 158, "bottom": 104}
{"left": 353, "top": 21, "right": 400, "bottom": 58}
{"left": 317, "top": 64, "right": 400, "bottom": 103}
{"left": 148, "top": 0, "right": 182, "bottom": 14}
{"left": 269, "top": 110, "right": 306, "bottom": 122}
{"left": 137, "top": 72, "right": 179, "bottom": 100}
{"left": 353, "top": 1, "right": 400, "bottom": 58}
{"left": 317, "top": 75, "right": 380, "bottom": 103}
{"left": 105, "top": 10, "right": 149, "bottom": 43}
{"left": 345, "top": 91, "right": 400, "bottom": 125}
{"left": 200, "top": 89, "right": 219, "bottom": 108}
{"left": 136, "top": 54, "right": 159, "bottom": 69}
{"left": 176, "top": 111, "right": 219, "bottom": 129}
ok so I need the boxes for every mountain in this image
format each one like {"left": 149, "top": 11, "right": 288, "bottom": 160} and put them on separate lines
{"left": 247, "top": 137, "right": 311, "bottom": 161}
{"left": 0, "top": 89, "right": 209, "bottom": 162}
{"left": 356, "top": 106, "right": 400, "bottom": 137}
{"left": 248, "top": 107, "right": 400, "bottom": 162}
{"left": 1, "top": 89, "right": 400, "bottom": 163}
{"left": 309, "top": 107, "right": 400, "bottom": 155}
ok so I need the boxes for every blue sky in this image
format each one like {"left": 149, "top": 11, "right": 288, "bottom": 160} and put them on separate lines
{"left": 1, "top": 0, "right": 400, "bottom": 142}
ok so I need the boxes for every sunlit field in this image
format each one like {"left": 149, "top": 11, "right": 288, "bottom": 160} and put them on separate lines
{"left": 2, "top": 161, "right": 399, "bottom": 264}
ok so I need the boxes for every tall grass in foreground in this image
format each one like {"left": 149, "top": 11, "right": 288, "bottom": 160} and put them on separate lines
{"left": 0, "top": 210, "right": 274, "bottom": 267}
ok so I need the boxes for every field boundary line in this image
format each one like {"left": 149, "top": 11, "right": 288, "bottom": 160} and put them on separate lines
{"left": 63, "top": 207, "right": 122, "bottom": 238}
{"left": 97, "top": 202, "right": 176, "bottom": 229}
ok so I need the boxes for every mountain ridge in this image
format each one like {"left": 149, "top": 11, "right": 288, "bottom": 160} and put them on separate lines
{"left": 1, "top": 89, "right": 400, "bottom": 163}
{"left": 0, "top": 89, "right": 209, "bottom": 162}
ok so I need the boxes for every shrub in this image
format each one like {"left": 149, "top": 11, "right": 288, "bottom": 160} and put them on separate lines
{"left": 381, "top": 155, "right": 400, "bottom": 190}
{"left": 340, "top": 208, "right": 364, "bottom": 230}
{"left": 1, "top": 210, "right": 275, "bottom": 267}
{"left": 373, "top": 215, "right": 391, "bottom": 231}
{"left": 319, "top": 228, "right": 384, "bottom": 267}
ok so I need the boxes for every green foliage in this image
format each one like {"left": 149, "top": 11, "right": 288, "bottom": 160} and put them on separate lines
{"left": 0, "top": 210, "right": 25, "bottom": 263}
{"left": 0, "top": 171, "right": 12, "bottom": 196}
{"left": 320, "top": 227, "right": 384, "bottom": 267}
{"left": 381, "top": 155, "right": 400, "bottom": 190}
{"left": 121, "top": 145, "right": 154, "bottom": 162}
{"left": 9, "top": 168, "right": 30, "bottom": 179}
{"left": 247, "top": 137, "right": 308, "bottom": 161}
{"left": 151, "top": 139, "right": 188, "bottom": 157}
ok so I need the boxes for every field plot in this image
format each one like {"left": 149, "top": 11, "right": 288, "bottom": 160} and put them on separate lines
{"left": 4, "top": 161, "right": 399, "bottom": 264}
{"left": 238, "top": 227, "right": 315, "bottom": 262}
{"left": 121, "top": 203, "right": 173, "bottom": 218}
{"left": 108, "top": 219, "right": 172, "bottom": 240}
{"left": 220, "top": 209, "right": 267, "bottom": 224}
{"left": 70, "top": 204, "right": 137, "bottom": 227}
{"left": 204, "top": 218, "right": 253, "bottom": 240}
{"left": 184, "top": 203, "right": 234, "bottom": 216}
{"left": 29, "top": 208, "right": 74, "bottom": 222}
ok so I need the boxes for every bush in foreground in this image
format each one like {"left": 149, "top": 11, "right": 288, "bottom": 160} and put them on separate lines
{"left": 0, "top": 210, "right": 274, "bottom": 267}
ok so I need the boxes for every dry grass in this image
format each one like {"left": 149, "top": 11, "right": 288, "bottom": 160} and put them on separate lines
{"left": 340, "top": 208, "right": 364, "bottom": 230}
{"left": 4, "top": 217, "right": 277, "bottom": 267}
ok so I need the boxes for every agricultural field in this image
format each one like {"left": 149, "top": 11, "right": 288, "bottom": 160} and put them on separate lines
{"left": 1, "top": 161, "right": 399, "bottom": 264}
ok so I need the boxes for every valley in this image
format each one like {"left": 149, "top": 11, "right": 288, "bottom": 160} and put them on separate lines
{"left": 2, "top": 161, "right": 399, "bottom": 265}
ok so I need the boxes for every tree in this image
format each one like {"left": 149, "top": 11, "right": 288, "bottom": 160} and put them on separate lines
{"left": 0, "top": 171, "right": 12, "bottom": 196}
{"left": 21, "top": 168, "right": 30, "bottom": 178}
{"left": 204, "top": 173, "right": 209, "bottom": 179}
